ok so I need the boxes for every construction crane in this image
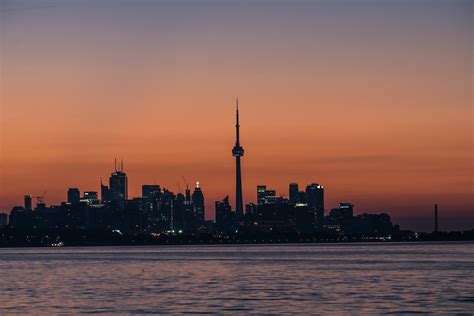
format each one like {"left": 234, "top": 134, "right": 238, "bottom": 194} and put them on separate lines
{"left": 181, "top": 176, "right": 189, "bottom": 190}
{"left": 176, "top": 181, "right": 182, "bottom": 193}
{"left": 32, "top": 191, "right": 47, "bottom": 205}
{"left": 181, "top": 176, "right": 191, "bottom": 203}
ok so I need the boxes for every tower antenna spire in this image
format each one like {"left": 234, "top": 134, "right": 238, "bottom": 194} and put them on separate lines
{"left": 114, "top": 158, "right": 117, "bottom": 172}
{"left": 232, "top": 98, "right": 244, "bottom": 218}
{"left": 121, "top": 158, "right": 123, "bottom": 172}
{"left": 235, "top": 97, "right": 240, "bottom": 146}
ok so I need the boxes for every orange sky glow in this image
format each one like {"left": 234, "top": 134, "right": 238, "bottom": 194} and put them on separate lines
{"left": 1, "top": 0, "right": 472, "bottom": 231}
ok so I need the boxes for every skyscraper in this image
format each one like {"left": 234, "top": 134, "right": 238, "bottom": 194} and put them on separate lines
{"left": 192, "top": 181, "right": 205, "bottom": 226}
{"left": 100, "top": 179, "right": 110, "bottom": 203}
{"left": 109, "top": 159, "right": 128, "bottom": 209}
{"left": 24, "top": 194, "right": 32, "bottom": 211}
{"left": 215, "top": 196, "right": 233, "bottom": 232}
{"left": 257, "top": 185, "right": 267, "bottom": 206}
{"left": 289, "top": 183, "right": 299, "bottom": 205}
{"left": 306, "top": 183, "right": 324, "bottom": 231}
{"left": 67, "top": 188, "right": 80, "bottom": 204}
{"left": 232, "top": 99, "right": 245, "bottom": 218}
{"left": 142, "top": 185, "right": 161, "bottom": 199}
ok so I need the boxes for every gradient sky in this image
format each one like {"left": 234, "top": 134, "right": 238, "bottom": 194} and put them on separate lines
{"left": 1, "top": 0, "right": 472, "bottom": 231}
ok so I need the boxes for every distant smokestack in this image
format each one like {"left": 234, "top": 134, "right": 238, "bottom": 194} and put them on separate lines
{"left": 434, "top": 204, "right": 439, "bottom": 233}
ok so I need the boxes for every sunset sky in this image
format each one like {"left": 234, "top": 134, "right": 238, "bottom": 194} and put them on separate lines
{"left": 1, "top": 0, "right": 472, "bottom": 231}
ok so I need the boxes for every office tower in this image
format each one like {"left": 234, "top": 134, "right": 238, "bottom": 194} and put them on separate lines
{"left": 142, "top": 185, "right": 161, "bottom": 199}
{"left": 338, "top": 202, "right": 353, "bottom": 218}
{"left": 257, "top": 185, "right": 277, "bottom": 205}
{"left": 215, "top": 196, "right": 233, "bottom": 232}
{"left": 109, "top": 159, "right": 128, "bottom": 209}
{"left": 289, "top": 183, "right": 299, "bottom": 204}
{"left": 257, "top": 185, "right": 267, "bottom": 205}
{"left": 434, "top": 204, "right": 439, "bottom": 232}
{"left": 0, "top": 213, "right": 7, "bottom": 227}
{"left": 82, "top": 191, "right": 99, "bottom": 205}
{"left": 326, "top": 202, "right": 354, "bottom": 233}
{"left": 67, "top": 188, "right": 80, "bottom": 204}
{"left": 24, "top": 194, "right": 32, "bottom": 211}
{"left": 192, "top": 181, "right": 205, "bottom": 225}
{"left": 185, "top": 186, "right": 191, "bottom": 204}
{"left": 245, "top": 203, "right": 257, "bottom": 217}
{"left": 173, "top": 193, "right": 185, "bottom": 232}
{"left": 294, "top": 203, "right": 315, "bottom": 233}
{"left": 306, "top": 183, "right": 324, "bottom": 231}
{"left": 100, "top": 179, "right": 110, "bottom": 203}
{"left": 232, "top": 99, "right": 245, "bottom": 218}
{"left": 297, "top": 191, "right": 307, "bottom": 204}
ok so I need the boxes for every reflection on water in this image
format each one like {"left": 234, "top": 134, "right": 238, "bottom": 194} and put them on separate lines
{"left": 0, "top": 242, "right": 473, "bottom": 314}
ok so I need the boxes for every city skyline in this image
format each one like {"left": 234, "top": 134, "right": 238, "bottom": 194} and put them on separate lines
{"left": 1, "top": 0, "right": 472, "bottom": 232}
{"left": 0, "top": 104, "right": 466, "bottom": 234}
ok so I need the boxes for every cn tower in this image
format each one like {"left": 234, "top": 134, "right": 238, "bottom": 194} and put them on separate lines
{"left": 232, "top": 98, "right": 244, "bottom": 218}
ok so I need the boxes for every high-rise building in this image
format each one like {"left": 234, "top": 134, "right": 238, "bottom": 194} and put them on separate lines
{"left": 0, "top": 213, "right": 7, "bottom": 227}
{"left": 82, "top": 191, "right": 99, "bottom": 205}
{"left": 142, "top": 185, "right": 161, "bottom": 199}
{"left": 192, "top": 181, "right": 205, "bottom": 225}
{"left": 24, "top": 194, "right": 32, "bottom": 211}
{"left": 100, "top": 179, "right": 110, "bottom": 203}
{"left": 289, "top": 183, "right": 299, "bottom": 204}
{"left": 109, "top": 160, "right": 128, "bottom": 209}
{"left": 434, "top": 204, "right": 439, "bottom": 232}
{"left": 215, "top": 196, "right": 233, "bottom": 232}
{"left": 257, "top": 185, "right": 267, "bottom": 206}
{"left": 338, "top": 202, "right": 353, "bottom": 218}
{"left": 67, "top": 188, "right": 80, "bottom": 204}
{"left": 306, "top": 183, "right": 324, "bottom": 231}
{"left": 257, "top": 185, "right": 277, "bottom": 205}
{"left": 232, "top": 99, "right": 245, "bottom": 218}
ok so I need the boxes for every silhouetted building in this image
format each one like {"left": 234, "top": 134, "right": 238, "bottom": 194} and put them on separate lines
{"left": 100, "top": 179, "right": 110, "bottom": 203}
{"left": 245, "top": 203, "right": 257, "bottom": 219}
{"left": 289, "top": 183, "right": 299, "bottom": 205}
{"left": 142, "top": 185, "right": 161, "bottom": 199}
{"left": 306, "top": 183, "right": 324, "bottom": 231}
{"left": 257, "top": 185, "right": 267, "bottom": 206}
{"left": 0, "top": 213, "right": 7, "bottom": 227}
{"left": 294, "top": 203, "right": 315, "bottom": 233}
{"left": 297, "top": 191, "right": 306, "bottom": 204}
{"left": 232, "top": 100, "right": 245, "bottom": 218}
{"left": 215, "top": 196, "right": 234, "bottom": 233}
{"left": 24, "top": 194, "right": 32, "bottom": 211}
{"left": 109, "top": 161, "right": 128, "bottom": 209}
{"left": 192, "top": 182, "right": 205, "bottom": 226}
{"left": 352, "top": 213, "right": 393, "bottom": 236}
{"left": 326, "top": 202, "right": 353, "bottom": 233}
{"left": 67, "top": 188, "right": 80, "bottom": 204}
{"left": 82, "top": 191, "right": 99, "bottom": 205}
{"left": 434, "top": 204, "right": 439, "bottom": 232}
{"left": 257, "top": 185, "right": 277, "bottom": 205}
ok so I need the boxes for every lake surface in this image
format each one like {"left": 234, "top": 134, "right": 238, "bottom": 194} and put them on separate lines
{"left": 0, "top": 242, "right": 473, "bottom": 314}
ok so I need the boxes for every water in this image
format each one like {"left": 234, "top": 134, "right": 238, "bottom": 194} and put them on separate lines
{"left": 0, "top": 242, "right": 473, "bottom": 314}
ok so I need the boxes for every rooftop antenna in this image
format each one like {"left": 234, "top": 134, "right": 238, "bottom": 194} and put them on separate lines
{"left": 114, "top": 158, "right": 117, "bottom": 172}
{"left": 120, "top": 158, "right": 123, "bottom": 172}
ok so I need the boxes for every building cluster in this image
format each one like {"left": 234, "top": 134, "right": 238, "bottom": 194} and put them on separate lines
{"left": 1, "top": 171, "right": 396, "bottom": 238}
{"left": 0, "top": 103, "right": 397, "bottom": 238}
{"left": 5, "top": 165, "right": 207, "bottom": 234}
{"left": 216, "top": 183, "right": 395, "bottom": 236}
